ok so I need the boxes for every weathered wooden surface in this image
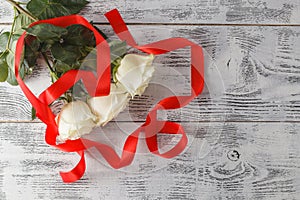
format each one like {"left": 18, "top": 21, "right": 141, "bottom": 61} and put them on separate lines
{"left": 0, "top": 122, "right": 299, "bottom": 199}
{"left": 1, "top": 0, "right": 300, "bottom": 199}
{"left": 0, "top": 25, "right": 300, "bottom": 122}
{"left": 1, "top": 0, "right": 300, "bottom": 24}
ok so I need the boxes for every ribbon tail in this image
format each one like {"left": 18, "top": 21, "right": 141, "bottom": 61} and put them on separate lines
{"left": 59, "top": 150, "right": 86, "bottom": 183}
{"left": 145, "top": 121, "right": 188, "bottom": 158}
{"left": 105, "top": 9, "right": 138, "bottom": 46}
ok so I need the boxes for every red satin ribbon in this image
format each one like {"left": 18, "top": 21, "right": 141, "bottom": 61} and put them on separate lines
{"left": 14, "top": 9, "right": 204, "bottom": 183}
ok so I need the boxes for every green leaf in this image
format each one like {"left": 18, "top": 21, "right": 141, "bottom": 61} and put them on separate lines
{"left": 71, "top": 80, "right": 89, "bottom": 100}
{"left": 59, "top": 0, "right": 89, "bottom": 14}
{"left": 27, "top": 0, "right": 89, "bottom": 20}
{"left": 53, "top": 60, "right": 72, "bottom": 73}
{"left": 6, "top": 62, "right": 26, "bottom": 86}
{"left": 6, "top": 38, "right": 19, "bottom": 69}
{"left": 0, "top": 32, "right": 9, "bottom": 52}
{"left": 6, "top": 50, "right": 16, "bottom": 71}
{"left": 80, "top": 48, "right": 97, "bottom": 71}
{"left": 79, "top": 40, "right": 127, "bottom": 74}
{"left": 49, "top": 24, "right": 105, "bottom": 76}
{"left": 51, "top": 43, "right": 82, "bottom": 66}
{"left": 26, "top": 24, "right": 68, "bottom": 42}
{"left": 13, "top": 14, "right": 34, "bottom": 36}
{"left": 6, "top": 67, "right": 18, "bottom": 85}
{"left": 0, "top": 31, "right": 32, "bottom": 85}
{"left": 50, "top": 25, "right": 98, "bottom": 73}
{"left": 0, "top": 55, "right": 9, "bottom": 82}
{"left": 24, "top": 36, "right": 40, "bottom": 67}
{"left": 40, "top": 42, "right": 53, "bottom": 53}
{"left": 0, "top": 32, "right": 20, "bottom": 53}
{"left": 64, "top": 25, "right": 95, "bottom": 47}
{"left": 6, "top": 51, "right": 18, "bottom": 86}
{"left": 55, "top": 25, "right": 97, "bottom": 66}
{"left": 109, "top": 40, "right": 127, "bottom": 61}
{"left": 92, "top": 24, "right": 108, "bottom": 40}
{"left": 108, "top": 40, "right": 127, "bottom": 82}
{"left": 5, "top": 40, "right": 28, "bottom": 86}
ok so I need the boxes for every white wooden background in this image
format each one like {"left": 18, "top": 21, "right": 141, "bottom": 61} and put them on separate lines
{"left": 1, "top": 0, "right": 300, "bottom": 199}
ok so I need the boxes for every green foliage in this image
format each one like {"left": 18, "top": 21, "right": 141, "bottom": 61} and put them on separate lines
{"left": 1, "top": 0, "right": 117, "bottom": 122}
{"left": 65, "top": 25, "right": 95, "bottom": 47}
{"left": 26, "top": 24, "right": 68, "bottom": 42}
{"left": 1, "top": 0, "right": 129, "bottom": 103}
{"left": 52, "top": 60, "right": 74, "bottom": 74}
{"left": 24, "top": 36, "right": 40, "bottom": 67}
{"left": 13, "top": 14, "right": 34, "bottom": 36}
{"left": 49, "top": 25, "right": 96, "bottom": 75}
{"left": 0, "top": 32, "right": 10, "bottom": 52}
{"left": 6, "top": 60, "right": 26, "bottom": 86}
{"left": 109, "top": 40, "right": 127, "bottom": 62}
{"left": 27, "top": 0, "right": 88, "bottom": 20}
{"left": 0, "top": 31, "right": 28, "bottom": 84}
{"left": 109, "top": 40, "right": 127, "bottom": 82}
{"left": 5, "top": 39, "right": 27, "bottom": 86}
{"left": 0, "top": 55, "right": 9, "bottom": 82}
{"left": 0, "top": 0, "right": 90, "bottom": 86}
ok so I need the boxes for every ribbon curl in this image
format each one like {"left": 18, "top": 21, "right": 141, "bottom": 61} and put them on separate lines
{"left": 14, "top": 9, "right": 204, "bottom": 183}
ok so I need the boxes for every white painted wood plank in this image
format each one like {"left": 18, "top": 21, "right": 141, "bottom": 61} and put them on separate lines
{"left": 0, "top": 122, "right": 299, "bottom": 199}
{"left": 90, "top": 0, "right": 300, "bottom": 24}
{"left": 0, "top": 1, "right": 299, "bottom": 199}
{"left": 0, "top": 25, "right": 300, "bottom": 122}
{"left": 1, "top": 0, "right": 300, "bottom": 24}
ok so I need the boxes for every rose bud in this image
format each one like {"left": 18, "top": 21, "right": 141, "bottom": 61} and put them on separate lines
{"left": 116, "top": 54, "right": 155, "bottom": 97}
{"left": 88, "top": 83, "right": 130, "bottom": 126}
{"left": 55, "top": 101, "right": 96, "bottom": 142}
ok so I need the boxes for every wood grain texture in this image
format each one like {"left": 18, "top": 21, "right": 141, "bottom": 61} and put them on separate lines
{"left": 0, "top": 25, "right": 300, "bottom": 122}
{"left": 0, "top": 122, "right": 299, "bottom": 199}
{"left": 1, "top": 0, "right": 300, "bottom": 199}
{"left": 0, "top": 0, "right": 300, "bottom": 24}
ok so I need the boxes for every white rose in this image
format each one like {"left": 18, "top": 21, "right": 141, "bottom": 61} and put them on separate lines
{"left": 55, "top": 101, "right": 97, "bottom": 142}
{"left": 116, "top": 54, "right": 155, "bottom": 97}
{"left": 87, "top": 83, "right": 130, "bottom": 126}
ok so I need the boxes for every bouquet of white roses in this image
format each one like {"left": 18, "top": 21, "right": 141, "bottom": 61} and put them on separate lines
{"left": 2, "top": 0, "right": 204, "bottom": 183}
{"left": 1, "top": 0, "right": 155, "bottom": 142}
{"left": 56, "top": 54, "right": 155, "bottom": 142}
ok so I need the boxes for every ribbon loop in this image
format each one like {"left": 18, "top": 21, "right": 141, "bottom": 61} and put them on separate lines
{"left": 105, "top": 9, "right": 204, "bottom": 158}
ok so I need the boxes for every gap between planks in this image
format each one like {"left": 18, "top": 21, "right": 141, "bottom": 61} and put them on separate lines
{"left": 1, "top": 22, "right": 300, "bottom": 27}
{"left": 90, "top": 22, "right": 300, "bottom": 27}
{"left": 1, "top": 120, "right": 300, "bottom": 123}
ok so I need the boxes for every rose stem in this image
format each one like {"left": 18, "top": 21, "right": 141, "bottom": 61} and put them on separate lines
{"left": 5, "top": 0, "right": 38, "bottom": 21}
